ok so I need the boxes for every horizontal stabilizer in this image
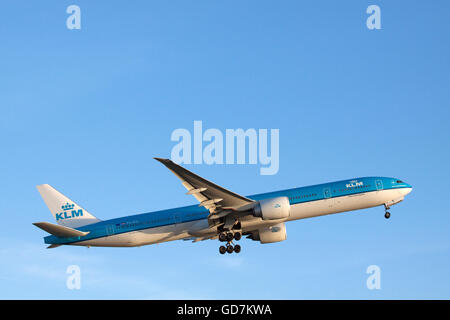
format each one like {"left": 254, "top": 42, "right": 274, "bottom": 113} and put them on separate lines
{"left": 33, "top": 222, "right": 90, "bottom": 238}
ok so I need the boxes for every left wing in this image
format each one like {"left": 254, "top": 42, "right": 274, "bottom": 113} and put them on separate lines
{"left": 183, "top": 235, "right": 219, "bottom": 243}
{"left": 154, "top": 158, "right": 254, "bottom": 221}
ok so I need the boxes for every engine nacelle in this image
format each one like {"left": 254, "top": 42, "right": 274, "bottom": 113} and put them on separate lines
{"left": 259, "top": 222, "right": 287, "bottom": 244}
{"left": 253, "top": 196, "right": 290, "bottom": 220}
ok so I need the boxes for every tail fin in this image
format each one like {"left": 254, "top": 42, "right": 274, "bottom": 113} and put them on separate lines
{"left": 36, "top": 184, "right": 101, "bottom": 228}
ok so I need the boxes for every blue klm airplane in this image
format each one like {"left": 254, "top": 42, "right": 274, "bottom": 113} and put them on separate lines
{"left": 33, "top": 158, "right": 412, "bottom": 254}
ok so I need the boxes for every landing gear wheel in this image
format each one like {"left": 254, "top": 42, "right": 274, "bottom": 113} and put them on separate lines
{"left": 384, "top": 212, "right": 391, "bottom": 219}
{"left": 234, "top": 244, "right": 241, "bottom": 253}
{"left": 234, "top": 232, "right": 241, "bottom": 241}
{"left": 219, "top": 233, "right": 227, "bottom": 242}
{"left": 226, "top": 232, "right": 234, "bottom": 242}
{"left": 226, "top": 245, "right": 234, "bottom": 254}
{"left": 219, "top": 246, "right": 227, "bottom": 254}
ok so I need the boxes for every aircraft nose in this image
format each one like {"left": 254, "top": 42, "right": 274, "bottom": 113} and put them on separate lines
{"left": 400, "top": 186, "right": 413, "bottom": 196}
{"left": 395, "top": 179, "right": 412, "bottom": 196}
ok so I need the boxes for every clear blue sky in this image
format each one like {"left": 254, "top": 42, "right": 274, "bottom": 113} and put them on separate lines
{"left": 0, "top": 0, "right": 449, "bottom": 299}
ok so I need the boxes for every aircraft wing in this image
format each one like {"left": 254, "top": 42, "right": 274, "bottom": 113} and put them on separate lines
{"left": 183, "top": 235, "right": 219, "bottom": 243}
{"left": 154, "top": 158, "right": 254, "bottom": 220}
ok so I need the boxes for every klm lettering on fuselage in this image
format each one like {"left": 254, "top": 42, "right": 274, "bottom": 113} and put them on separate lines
{"left": 346, "top": 180, "right": 363, "bottom": 188}
{"left": 56, "top": 202, "right": 83, "bottom": 221}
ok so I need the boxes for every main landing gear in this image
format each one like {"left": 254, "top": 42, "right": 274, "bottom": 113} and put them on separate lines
{"left": 218, "top": 231, "right": 242, "bottom": 254}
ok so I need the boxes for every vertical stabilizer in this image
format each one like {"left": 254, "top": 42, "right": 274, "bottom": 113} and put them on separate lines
{"left": 36, "top": 184, "right": 100, "bottom": 228}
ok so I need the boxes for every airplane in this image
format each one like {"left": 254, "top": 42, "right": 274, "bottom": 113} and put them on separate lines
{"left": 33, "top": 158, "right": 413, "bottom": 254}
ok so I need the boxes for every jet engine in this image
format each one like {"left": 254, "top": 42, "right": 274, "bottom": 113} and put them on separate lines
{"left": 258, "top": 222, "right": 287, "bottom": 243}
{"left": 253, "top": 196, "right": 290, "bottom": 220}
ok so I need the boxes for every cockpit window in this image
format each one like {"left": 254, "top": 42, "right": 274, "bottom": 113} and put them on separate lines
{"left": 396, "top": 180, "right": 403, "bottom": 183}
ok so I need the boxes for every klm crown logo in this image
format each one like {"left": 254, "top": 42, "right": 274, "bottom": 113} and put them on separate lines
{"left": 273, "top": 203, "right": 281, "bottom": 208}
{"left": 62, "top": 203, "right": 75, "bottom": 211}
{"left": 56, "top": 202, "right": 83, "bottom": 221}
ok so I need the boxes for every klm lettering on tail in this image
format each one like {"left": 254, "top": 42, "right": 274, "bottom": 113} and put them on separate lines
{"left": 56, "top": 202, "right": 83, "bottom": 221}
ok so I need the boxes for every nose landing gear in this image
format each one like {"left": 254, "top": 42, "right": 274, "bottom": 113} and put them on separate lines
{"left": 384, "top": 204, "right": 391, "bottom": 219}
